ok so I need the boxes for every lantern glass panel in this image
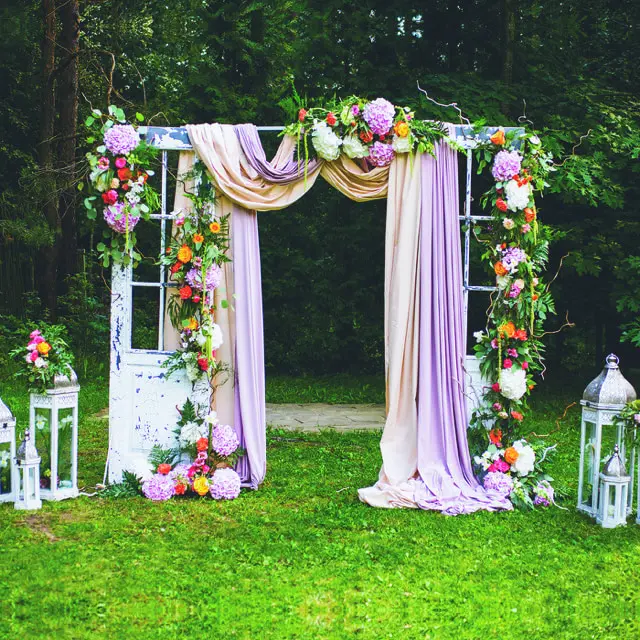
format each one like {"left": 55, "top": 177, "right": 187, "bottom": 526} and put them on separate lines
{"left": 28, "top": 467, "right": 38, "bottom": 501}
{"left": 34, "top": 407, "right": 53, "bottom": 489}
{"left": 0, "top": 443, "right": 11, "bottom": 496}
{"left": 607, "top": 485, "right": 617, "bottom": 519}
{"left": 582, "top": 420, "right": 597, "bottom": 508}
{"left": 601, "top": 424, "right": 624, "bottom": 471}
{"left": 57, "top": 408, "right": 74, "bottom": 490}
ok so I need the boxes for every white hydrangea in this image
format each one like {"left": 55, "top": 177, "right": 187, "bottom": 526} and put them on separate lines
{"left": 392, "top": 134, "right": 412, "bottom": 154}
{"left": 504, "top": 179, "right": 531, "bottom": 212}
{"left": 496, "top": 275, "right": 511, "bottom": 290}
{"left": 209, "top": 323, "right": 224, "bottom": 350}
{"left": 311, "top": 121, "right": 342, "bottom": 161}
{"left": 512, "top": 439, "right": 536, "bottom": 476}
{"left": 341, "top": 135, "right": 369, "bottom": 159}
{"left": 179, "top": 420, "right": 207, "bottom": 447}
{"left": 499, "top": 367, "right": 527, "bottom": 401}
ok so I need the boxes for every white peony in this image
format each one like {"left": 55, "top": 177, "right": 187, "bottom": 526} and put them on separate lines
{"left": 311, "top": 121, "right": 342, "bottom": 161}
{"left": 392, "top": 134, "right": 412, "bottom": 154}
{"left": 342, "top": 135, "right": 369, "bottom": 159}
{"left": 179, "top": 420, "right": 207, "bottom": 447}
{"left": 499, "top": 367, "right": 527, "bottom": 401}
{"left": 512, "top": 439, "right": 536, "bottom": 476}
{"left": 504, "top": 179, "right": 532, "bottom": 212}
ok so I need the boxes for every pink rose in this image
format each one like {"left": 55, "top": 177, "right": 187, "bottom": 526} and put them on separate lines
{"left": 492, "top": 402, "right": 502, "bottom": 411}
{"left": 98, "top": 156, "right": 110, "bottom": 170}
{"left": 488, "top": 459, "right": 510, "bottom": 473}
{"left": 492, "top": 383, "right": 501, "bottom": 393}
{"left": 503, "top": 359, "right": 513, "bottom": 369}
{"left": 30, "top": 330, "right": 41, "bottom": 339}
{"left": 115, "top": 157, "right": 127, "bottom": 169}
{"left": 29, "top": 350, "right": 39, "bottom": 363}
{"left": 507, "top": 348, "right": 518, "bottom": 358}
{"left": 522, "top": 361, "right": 529, "bottom": 370}
{"left": 491, "top": 339, "right": 499, "bottom": 349}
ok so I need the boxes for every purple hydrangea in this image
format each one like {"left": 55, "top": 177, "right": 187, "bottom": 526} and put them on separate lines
{"left": 103, "top": 124, "right": 140, "bottom": 156}
{"left": 362, "top": 98, "right": 395, "bottom": 136}
{"left": 209, "top": 467, "right": 241, "bottom": 500}
{"left": 142, "top": 473, "right": 176, "bottom": 501}
{"left": 491, "top": 150, "right": 522, "bottom": 182}
{"left": 184, "top": 264, "right": 222, "bottom": 292}
{"left": 483, "top": 471, "right": 514, "bottom": 496}
{"left": 103, "top": 202, "right": 140, "bottom": 234}
{"left": 501, "top": 247, "right": 527, "bottom": 273}
{"left": 169, "top": 463, "right": 190, "bottom": 480}
{"left": 368, "top": 141, "right": 395, "bottom": 167}
{"left": 533, "top": 480, "right": 554, "bottom": 507}
{"left": 211, "top": 423, "right": 240, "bottom": 457}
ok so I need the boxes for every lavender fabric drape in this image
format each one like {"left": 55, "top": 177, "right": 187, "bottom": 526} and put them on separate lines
{"left": 231, "top": 204, "right": 266, "bottom": 489}
{"left": 235, "top": 124, "right": 321, "bottom": 183}
{"left": 412, "top": 141, "right": 511, "bottom": 514}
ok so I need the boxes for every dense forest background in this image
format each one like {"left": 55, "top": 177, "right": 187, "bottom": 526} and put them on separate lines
{"left": 0, "top": 1, "right": 639, "bottom": 380}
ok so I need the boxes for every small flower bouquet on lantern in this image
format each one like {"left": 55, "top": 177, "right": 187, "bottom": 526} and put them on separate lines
{"left": 83, "top": 105, "right": 159, "bottom": 266}
{"left": 134, "top": 400, "right": 245, "bottom": 502}
{"left": 10, "top": 325, "right": 74, "bottom": 394}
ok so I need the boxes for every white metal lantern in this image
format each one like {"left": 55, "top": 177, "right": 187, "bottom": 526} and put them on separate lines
{"left": 578, "top": 354, "right": 636, "bottom": 518}
{"left": 29, "top": 368, "right": 80, "bottom": 500}
{"left": 597, "top": 445, "right": 630, "bottom": 528}
{"left": 0, "top": 397, "right": 18, "bottom": 503}
{"left": 14, "top": 429, "right": 42, "bottom": 511}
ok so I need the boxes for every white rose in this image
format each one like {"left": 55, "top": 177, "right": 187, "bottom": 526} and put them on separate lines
{"left": 498, "top": 367, "right": 527, "bottom": 401}
{"left": 311, "top": 121, "right": 342, "bottom": 161}
{"left": 504, "top": 180, "right": 531, "bottom": 212}
{"left": 342, "top": 135, "right": 369, "bottom": 159}
{"left": 512, "top": 440, "right": 536, "bottom": 476}
{"left": 392, "top": 134, "right": 412, "bottom": 154}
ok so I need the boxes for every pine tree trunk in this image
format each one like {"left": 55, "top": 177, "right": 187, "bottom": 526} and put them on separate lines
{"left": 502, "top": 0, "right": 515, "bottom": 86}
{"left": 38, "top": 0, "right": 59, "bottom": 317}
{"left": 57, "top": 0, "right": 80, "bottom": 284}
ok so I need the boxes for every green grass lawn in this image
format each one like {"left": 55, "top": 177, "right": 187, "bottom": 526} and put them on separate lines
{"left": 1, "top": 376, "right": 640, "bottom": 639}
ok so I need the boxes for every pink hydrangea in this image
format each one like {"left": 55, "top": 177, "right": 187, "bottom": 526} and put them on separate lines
{"left": 209, "top": 468, "right": 241, "bottom": 500}
{"left": 491, "top": 150, "right": 522, "bottom": 182}
{"left": 103, "top": 124, "right": 140, "bottom": 156}
{"left": 368, "top": 141, "right": 395, "bottom": 167}
{"left": 362, "top": 98, "right": 395, "bottom": 136}
{"left": 142, "top": 473, "right": 175, "bottom": 501}
{"left": 185, "top": 264, "right": 222, "bottom": 292}
{"left": 103, "top": 202, "right": 140, "bottom": 234}
{"left": 211, "top": 423, "right": 240, "bottom": 458}
{"left": 483, "top": 470, "right": 513, "bottom": 495}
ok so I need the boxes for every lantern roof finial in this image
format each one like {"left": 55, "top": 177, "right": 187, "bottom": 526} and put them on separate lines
{"left": 0, "top": 397, "right": 16, "bottom": 427}
{"left": 582, "top": 353, "right": 637, "bottom": 409}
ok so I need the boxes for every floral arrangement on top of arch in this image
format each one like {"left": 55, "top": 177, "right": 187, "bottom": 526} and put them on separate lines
{"left": 284, "top": 96, "right": 559, "bottom": 509}
{"left": 85, "top": 107, "right": 243, "bottom": 502}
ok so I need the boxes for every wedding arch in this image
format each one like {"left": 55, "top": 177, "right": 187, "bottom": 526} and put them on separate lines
{"left": 96, "top": 101, "right": 548, "bottom": 513}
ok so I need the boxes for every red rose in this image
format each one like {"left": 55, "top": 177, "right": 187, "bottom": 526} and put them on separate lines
{"left": 101, "top": 190, "right": 118, "bottom": 205}
{"left": 170, "top": 262, "right": 182, "bottom": 274}
{"left": 359, "top": 130, "right": 374, "bottom": 144}
{"left": 492, "top": 383, "right": 501, "bottom": 393}
{"left": 192, "top": 295, "right": 201, "bottom": 303}
{"left": 496, "top": 198, "right": 508, "bottom": 212}
{"left": 174, "top": 483, "right": 187, "bottom": 495}
{"left": 117, "top": 167, "right": 132, "bottom": 181}
{"left": 197, "top": 356, "right": 209, "bottom": 371}
{"left": 298, "top": 108, "right": 307, "bottom": 122}
{"left": 157, "top": 463, "right": 171, "bottom": 475}
{"left": 179, "top": 285, "right": 193, "bottom": 300}
{"left": 326, "top": 112, "right": 337, "bottom": 126}
{"left": 196, "top": 437, "right": 208, "bottom": 452}
{"left": 510, "top": 411, "right": 524, "bottom": 421}
{"left": 515, "top": 329, "right": 528, "bottom": 341}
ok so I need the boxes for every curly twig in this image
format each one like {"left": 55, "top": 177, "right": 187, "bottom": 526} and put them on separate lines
{"left": 416, "top": 81, "right": 471, "bottom": 125}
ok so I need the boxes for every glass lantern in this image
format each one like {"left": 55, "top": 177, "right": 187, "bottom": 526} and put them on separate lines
{"left": 14, "top": 429, "right": 42, "bottom": 511}
{"left": 29, "top": 368, "right": 80, "bottom": 500}
{"left": 578, "top": 354, "right": 636, "bottom": 518}
{"left": 0, "top": 397, "right": 17, "bottom": 503}
{"left": 597, "top": 445, "right": 630, "bottom": 528}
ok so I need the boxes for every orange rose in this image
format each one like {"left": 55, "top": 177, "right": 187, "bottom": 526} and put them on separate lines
{"left": 394, "top": 121, "right": 410, "bottom": 137}
{"left": 157, "top": 463, "right": 171, "bottom": 475}
{"left": 196, "top": 437, "right": 208, "bottom": 452}
{"left": 499, "top": 322, "right": 516, "bottom": 339}
{"left": 193, "top": 233, "right": 204, "bottom": 244}
{"left": 177, "top": 244, "right": 193, "bottom": 264}
{"left": 524, "top": 207, "right": 536, "bottom": 223}
{"left": 494, "top": 261, "right": 508, "bottom": 276}
{"left": 504, "top": 447, "right": 519, "bottom": 464}
{"left": 490, "top": 129, "right": 506, "bottom": 146}
{"left": 209, "top": 221, "right": 221, "bottom": 234}
{"left": 36, "top": 342, "right": 51, "bottom": 356}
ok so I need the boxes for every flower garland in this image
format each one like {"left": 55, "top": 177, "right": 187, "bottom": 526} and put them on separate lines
{"left": 84, "top": 105, "right": 159, "bottom": 267}
{"left": 283, "top": 95, "right": 461, "bottom": 169}
{"left": 468, "top": 127, "right": 558, "bottom": 509}
{"left": 10, "top": 325, "right": 75, "bottom": 394}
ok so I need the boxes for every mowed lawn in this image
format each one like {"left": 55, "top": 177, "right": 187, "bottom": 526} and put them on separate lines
{"left": 1, "top": 376, "right": 639, "bottom": 639}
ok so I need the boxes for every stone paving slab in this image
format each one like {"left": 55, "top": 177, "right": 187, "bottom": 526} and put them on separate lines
{"left": 266, "top": 403, "right": 386, "bottom": 432}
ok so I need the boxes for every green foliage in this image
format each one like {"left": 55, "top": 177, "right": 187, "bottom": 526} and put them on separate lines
{"left": 99, "top": 470, "right": 142, "bottom": 498}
